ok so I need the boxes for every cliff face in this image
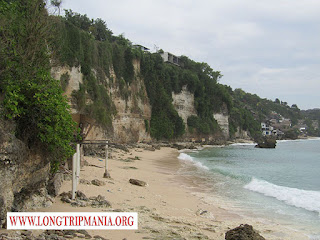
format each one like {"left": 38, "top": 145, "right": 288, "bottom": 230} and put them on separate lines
{"left": 213, "top": 113, "right": 229, "bottom": 139}
{"left": 52, "top": 60, "right": 151, "bottom": 143}
{"left": 0, "top": 119, "right": 52, "bottom": 227}
{"left": 51, "top": 66, "right": 83, "bottom": 114}
{"left": 51, "top": 60, "right": 234, "bottom": 143}
{"left": 111, "top": 60, "right": 151, "bottom": 143}
{"left": 172, "top": 85, "right": 197, "bottom": 133}
{"left": 213, "top": 104, "right": 230, "bottom": 139}
{"left": 172, "top": 86, "right": 230, "bottom": 140}
{"left": 234, "top": 127, "right": 251, "bottom": 140}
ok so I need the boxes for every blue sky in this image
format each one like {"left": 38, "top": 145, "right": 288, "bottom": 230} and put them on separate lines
{"left": 59, "top": 0, "right": 320, "bottom": 110}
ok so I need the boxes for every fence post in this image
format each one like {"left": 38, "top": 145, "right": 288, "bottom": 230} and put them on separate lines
{"left": 72, "top": 152, "right": 77, "bottom": 200}
{"left": 76, "top": 144, "right": 80, "bottom": 184}
{"left": 103, "top": 140, "right": 111, "bottom": 178}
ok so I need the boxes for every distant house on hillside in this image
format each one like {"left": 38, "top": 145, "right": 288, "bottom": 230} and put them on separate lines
{"left": 261, "top": 122, "right": 274, "bottom": 136}
{"left": 261, "top": 122, "right": 284, "bottom": 137}
{"left": 160, "top": 51, "right": 183, "bottom": 67}
{"left": 299, "top": 127, "right": 307, "bottom": 133}
{"left": 279, "top": 118, "right": 291, "bottom": 128}
{"left": 133, "top": 44, "right": 150, "bottom": 52}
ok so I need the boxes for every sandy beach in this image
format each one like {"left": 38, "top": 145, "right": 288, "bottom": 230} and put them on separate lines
{"left": 11, "top": 146, "right": 310, "bottom": 239}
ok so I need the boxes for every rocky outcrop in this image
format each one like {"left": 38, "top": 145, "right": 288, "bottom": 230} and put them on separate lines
{"left": 225, "top": 224, "right": 265, "bottom": 240}
{"left": 256, "top": 137, "right": 277, "bottom": 148}
{"left": 0, "top": 229, "right": 94, "bottom": 240}
{"left": 60, "top": 191, "right": 111, "bottom": 208}
{"left": 234, "top": 127, "right": 250, "bottom": 140}
{"left": 172, "top": 85, "right": 197, "bottom": 131}
{"left": 0, "top": 119, "right": 52, "bottom": 227}
{"left": 213, "top": 103, "right": 230, "bottom": 139}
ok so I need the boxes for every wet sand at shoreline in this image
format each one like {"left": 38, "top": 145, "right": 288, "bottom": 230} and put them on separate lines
{"left": 3, "top": 146, "right": 310, "bottom": 239}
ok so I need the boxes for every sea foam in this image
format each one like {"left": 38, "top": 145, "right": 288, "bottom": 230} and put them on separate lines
{"left": 177, "top": 153, "right": 209, "bottom": 171}
{"left": 244, "top": 178, "right": 320, "bottom": 215}
{"left": 230, "top": 142, "right": 256, "bottom": 146}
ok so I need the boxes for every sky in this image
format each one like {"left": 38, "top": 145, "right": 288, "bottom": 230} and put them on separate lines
{"left": 60, "top": 0, "right": 320, "bottom": 110}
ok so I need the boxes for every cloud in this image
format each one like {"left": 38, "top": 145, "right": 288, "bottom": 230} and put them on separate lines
{"left": 62, "top": 0, "right": 320, "bottom": 109}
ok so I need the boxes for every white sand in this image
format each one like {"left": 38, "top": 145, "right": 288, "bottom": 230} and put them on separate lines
{"left": 34, "top": 147, "right": 310, "bottom": 239}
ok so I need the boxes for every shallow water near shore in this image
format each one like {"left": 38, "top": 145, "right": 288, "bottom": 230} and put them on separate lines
{"left": 177, "top": 138, "right": 320, "bottom": 239}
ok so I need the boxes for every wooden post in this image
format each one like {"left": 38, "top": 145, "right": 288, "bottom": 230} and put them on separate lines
{"left": 105, "top": 142, "right": 108, "bottom": 173}
{"left": 80, "top": 144, "right": 84, "bottom": 167}
{"left": 72, "top": 152, "right": 77, "bottom": 200}
{"left": 103, "top": 140, "right": 111, "bottom": 178}
{"left": 76, "top": 144, "right": 80, "bottom": 184}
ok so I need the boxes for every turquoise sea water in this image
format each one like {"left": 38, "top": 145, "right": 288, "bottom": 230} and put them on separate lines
{"left": 177, "top": 138, "right": 320, "bottom": 238}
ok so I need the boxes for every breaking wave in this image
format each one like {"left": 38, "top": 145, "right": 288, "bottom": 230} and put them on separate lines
{"left": 230, "top": 142, "right": 256, "bottom": 146}
{"left": 177, "top": 153, "right": 209, "bottom": 171}
{"left": 244, "top": 178, "right": 320, "bottom": 215}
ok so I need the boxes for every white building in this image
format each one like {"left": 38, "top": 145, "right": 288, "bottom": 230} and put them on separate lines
{"left": 160, "top": 52, "right": 183, "bottom": 67}
{"left": 261, "top": 122, "right": 274, "bottom": 136}
{"left": 133, "top": 44, "right": 150, "bottom": 52}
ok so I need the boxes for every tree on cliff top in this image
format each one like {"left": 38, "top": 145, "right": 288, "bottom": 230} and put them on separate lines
{"left": 0, "top": 0, "right": 76, "bottom": 172}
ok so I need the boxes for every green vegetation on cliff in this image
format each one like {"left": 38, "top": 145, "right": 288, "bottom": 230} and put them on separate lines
{"left": 301, "top": 109, "right": 320, "bottom": 136}
{"left": 140, "top": 53, "right": 185, "bottom": 139}
{"left": 2, "top": 2, "right": 313, "bottom": 149}
{"left": 0, "top": 0, "right": 76, "bottom": 171}
{"left": 140, "top": 54, "right": 233, "bottom": 137}
{"left": 51, "top": 10, "right": 119, "bottom": 127}
{"left": 49, "top": 10, "right": 267, "bottom": 140}
{"left": 232, "top": 89, "right": 301, "bottom": 124}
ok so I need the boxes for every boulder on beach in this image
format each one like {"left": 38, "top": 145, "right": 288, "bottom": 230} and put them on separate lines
{"left": 225, "top": 224, "right": 265, "bottom": 240}
{"left": 129, "top": 178, "right": 147, "bottom": 187}
{"left": 91, "top": 179, "right": 106, "bottom": 186}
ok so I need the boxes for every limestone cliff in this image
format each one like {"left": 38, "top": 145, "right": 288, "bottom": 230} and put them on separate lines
{"left": 213, "top": 104, "right": 230, "bottom": 139}
{"left": 172, "top": 85, "right": 197, "bottom": 133}
{"left": 51, "top": 60, "right": 151, "bottom": 143}
{"left": 111, "top": 60, "right": 151, "bottom": 143}
{"left": 0, "top": 119, "right": 53, "bottom": 227}
{"left": 234, "top": 127, "right": 251, "bottom": 140}
{"left": 51, "top": 66, "right": 83, "bottom": 114}
{"left": 172, "top": 86, "right": 230, "bottom": 141}
{"left": 51, "top": 61, "right": 234, "bottom": 143}
{"left": 213, "top": 113, "right": 229, "bottom": 139}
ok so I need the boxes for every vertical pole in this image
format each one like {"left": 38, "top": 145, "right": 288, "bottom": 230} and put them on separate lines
{"left": 72, "top": 152, "right": 77, "bottom": 200}
{"left": 80, "top": 144, "right": 84, "bottom": 168}
{"left": 105, "top": 141, "right": 108, "bottom": 174}
{"left": 103, "top": 140, "right": 110, "bottom": 178}
{"left": 76, "top": 144, "right": 80, "bottom": 185}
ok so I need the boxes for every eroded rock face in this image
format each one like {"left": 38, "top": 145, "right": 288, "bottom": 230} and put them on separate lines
{"left": 213, "top": 112, "right": 229, "bottom": 139}
{"left": 111, "top": 73, "right": 152, "bottom": 143}
{"left": 52, "top": 61, "right": 152, "bottom": 143}
{"left": 234, "top": 127, "right": 251, "bottom": 140}
{"left": 0, "top": 119, "right": 52, "bottom": 228}
{"left": 51, "top": 66, "right": 83, "bottom": 114}
{"left": 172, "top": 85, "right": 197, "bottom": 131}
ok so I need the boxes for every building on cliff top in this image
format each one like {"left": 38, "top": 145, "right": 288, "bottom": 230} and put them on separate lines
{"left": 133, "top": 44, "right": 150, "bottom": 52}
{"left": 160, "top": 51, "right": 183, "bottom": 67}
